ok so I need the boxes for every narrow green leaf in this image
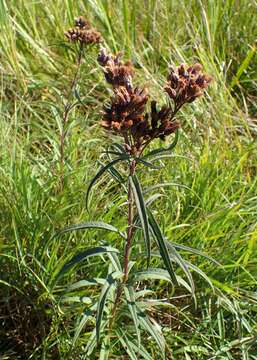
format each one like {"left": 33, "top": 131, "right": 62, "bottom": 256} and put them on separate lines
{"left": 86, "top": 155, "right": 129, "bottom": 209}
{"left": 147, "top": 209, "right": 177, "bottom": 284}
{"left": 129, "top": 175, "right": 151, "bottom": 267}
{"left": 56, "top": 221, "right": 125, "bottom": 239}
{"left": 66, "top": 278, "right": 106, "bottom": 292}
{"left": 96, "top": 273, "right": 117, "bottom": 344}
{"left": 136, "top": 157, "right": 162, "bottom": 169}
{"left": 99, "top": 334, "right": 111, "bottom": 360}
{"left": 60, "top": 296, "right": 92, "bottom": 304}
{"left": 144, "top": 129, "right": 179, "bottom": 159}
{"left": 184, "top": 260, "right": 214, "bottom": 290}
{"left": 124, "top": 286, "right": 141, "bottom": 347}
{"left": 165, "top": 240, "right": 195, "bottom": 295}
{"left": 72, "top": 309, "right": 93, "bottom": 347}
{"left": 107, "top": 252, "right": 122, "bottom": 272}
{"left": 170, "top": 242, "right": 221, "bottom": 266}
{"left": 117, "top": 330, "right": 138, "bottom": 360}
{"left": 57, "top": 246, "right": 119, "bottom": 279}
{"left": 138, "top": 312, "right": 166, "bottom": 356}
{"left": 133, "top": 268, "right": 172, "bottom": 283}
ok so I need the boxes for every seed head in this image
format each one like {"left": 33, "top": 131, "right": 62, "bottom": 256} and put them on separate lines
{"left": 65, "top": 16, "right": 101, "bottom": 46}
{"left": 102, "top": 86, "right": 149, "bottom": 133}
{"left": 98, "top": 48, "right": 134, "bottom": 89}
{"left": 74, "top": 16, "right": 91, "bottom": 29}
{"left": 164, "top": 63, "right": 212, "bottom": 106}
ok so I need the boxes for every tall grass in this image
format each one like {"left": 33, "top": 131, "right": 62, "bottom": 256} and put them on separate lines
{"left": 0, "top": 0, "right": 256, "bottom": 358}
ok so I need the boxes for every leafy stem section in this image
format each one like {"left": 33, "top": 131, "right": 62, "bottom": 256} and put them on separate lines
{"left": 123, "top": 159, "right": 136, "bottom": 282}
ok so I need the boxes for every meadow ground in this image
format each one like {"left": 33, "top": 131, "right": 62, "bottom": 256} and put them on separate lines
{"left": 0, "top": 0, "right": 256, "bottom": 359}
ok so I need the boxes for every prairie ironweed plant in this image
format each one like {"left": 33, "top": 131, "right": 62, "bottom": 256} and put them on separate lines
{"left": 56, "top": 48, "right": 213, "bottom": 358}
{"left": 59, "top": 16, "right": 101, "bottom": 189}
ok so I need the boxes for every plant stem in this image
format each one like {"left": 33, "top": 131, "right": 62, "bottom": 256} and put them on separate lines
{"left": 59, "top": 43, "right": 84, "bottom": 189}
{"left": 123, "top": 158, "right": 136, "bottom": 282}
{"left": 108, "top": 157, "right": 136, "bottom": 333}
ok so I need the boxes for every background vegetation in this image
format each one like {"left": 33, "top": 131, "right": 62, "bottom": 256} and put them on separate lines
{"left": 0, "top": 0, "right": 256, "bottom": 359}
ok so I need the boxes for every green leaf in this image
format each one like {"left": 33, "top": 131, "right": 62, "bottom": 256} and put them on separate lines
{"left": 124, "top": 286, "right": 141, "bottom": 347}
{"left": 184, "top": 260, "right": 214, "bottom": 290}
{"left": 147, "top": 209, "right": 177, "bottom": 284}
{"left": 144, "top": 129, "right": 179, "bottom": 159}
{"left": 129, "top": 175, "right": 151, "bottom": 267}
{"left": 107, "top": 252, "right": 122, "bottom": 272}
{"left": 72, "top": 309, "right": 94, "bottom": 347}
{"left": 66, "top": 278, "right": 106, "bottom": 292}
{"left": 138, "top": 312, "right": 166, "bottom": 356}
{"left": 96, "top": 272, "right": 118, "bottom": 344}
{"left": 99, "top": 334, "right": 111, "bottom": 360}
{"left": 164, "top": 240, "right": 195, "bottom": 295}
{"left": 170, "top": 242, "right": 221, "bottom": 266}
{"left": 60, "top": 296, "right": 92, "bottom": 304}
{"left": 57, "top": 246, "right": 119, "bottom": 279}
{"left": 56, "top": 221, "right": 125, "bottom": 239}
{"left": 133, "top": 268, "right": 172, "bottom": 283}
{"left": 136, "top": 157, "right": 162, "bottom": 169}
{"left": 117, "top": 331, "right": 138, "bottom": 360}
{"left": 85, "top": 155, "right": 129, "bottom": 210}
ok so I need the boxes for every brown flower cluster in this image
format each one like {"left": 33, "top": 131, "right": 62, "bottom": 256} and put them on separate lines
{"left": 164, "top": 63, "right": 212, "bottom": 108}
{"left": 97, "top": 48, "right": 134, "bottom": 89}
{"left": 98, "top": 49, "right": 211, "bottom": 155}
{"left": 65, "top": 16, "right": 101, "bottom": 46}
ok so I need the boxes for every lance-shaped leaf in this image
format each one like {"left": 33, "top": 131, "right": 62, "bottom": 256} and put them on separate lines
{"left": 86, "top": 155, "right": 129, "bottom": 209}
{"left": 169, "top": 241, "right": 221, "bottom": 266}
{"left": 129, "top": 175, "right": 151, "bottom": 267}
{"left": 57, "top": 246, "right": 119, "bottom": 279}
{"left": 56, "top": 221, "right": 125, "bottom": 239}
{"left": 144, "top": 129, "right": 179, "bottom": 159}
{"left": 124, "top": 286, "right": 141, "bottom": 347}
{"left": 138, "top": 312, "right": 166, "bottom": 357}
{"left": 72, "top": 309, "right": 94, "bottom": 347}
{"left": 136, "top": 157, "right": 162, "bottom": 169}
{"left": 96, "top": 272, "right": 121, "bottom": 344}
{"left": 147, "top": 209, "right": 177, "bottom": 284}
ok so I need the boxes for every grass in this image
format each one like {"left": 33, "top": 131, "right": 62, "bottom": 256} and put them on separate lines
{"left": 0, "top": 0, "right": 256, "bottom": 359}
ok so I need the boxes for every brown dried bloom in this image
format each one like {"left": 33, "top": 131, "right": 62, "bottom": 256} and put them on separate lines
{"left": 102, "top": 86, "right": 149, "bottom": 132}
{"left": 99, "top": 49, "right": 211, "bottom": 155}
{"left": 74, "top": 16, "right": 91, "bottom": 29}
{"left": 164, "top": 63, "right": 212, "bottom": 107}
{"left": 97, "top": 48, "right": 134, "bottom": 89}
{"left": 65, "top": 16, "right": 101, "bottom": 46}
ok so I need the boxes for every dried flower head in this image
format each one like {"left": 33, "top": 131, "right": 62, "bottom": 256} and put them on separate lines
{"left": 98, "top": 48, "right": 134, "bottom": 89}
{"left": 164, "top": 63, "right": 212, "bottom": 107}
{"left": 74, "top": 16, "right": 91, "bottom": 29}
{"left": 99, "top": 49, "right": 211, "bottom": 155}
{"left": 102, "top": 86, "right": 149, "bottom": 132}
{"left": 65, "top": 16, "right": 101, "bottom": 46}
